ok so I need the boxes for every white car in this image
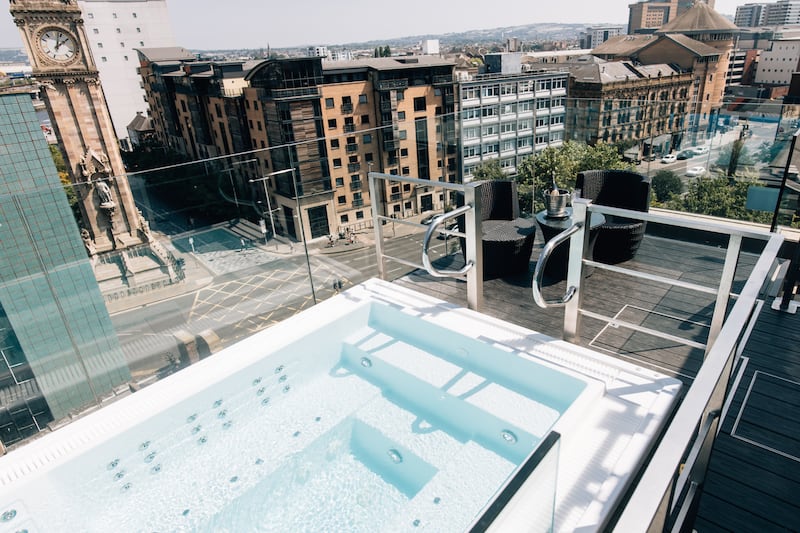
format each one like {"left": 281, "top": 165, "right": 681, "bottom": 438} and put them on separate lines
{"left": 691, "top": 146, "right": 709, "bottom": 155}
{"left": 660, "top": 154, "right": 677, "bottom": 164}
{"left": 685, "top": 166, "right": 706, "bottom": 177}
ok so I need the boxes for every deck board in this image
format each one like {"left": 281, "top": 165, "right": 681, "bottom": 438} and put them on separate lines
{"left": 390, "top": 230, "right": 799, "bottom": 532}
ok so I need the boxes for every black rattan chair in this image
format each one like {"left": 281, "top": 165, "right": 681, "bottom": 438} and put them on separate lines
{"left": 575, "top": 170, "right": 651, "bottom": 264}
{"left": 457, "top": 180, "right": 537, "bottom": 280}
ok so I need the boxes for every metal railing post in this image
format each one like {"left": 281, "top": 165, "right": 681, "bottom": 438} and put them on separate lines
{"left": 464, "top": 182, "right": 483, "bottom": 311}
{"left": 563, "top": 199, "right": 588, "bottom": 343}
{"left": 368, "top": 171, "right": 387, "bottom": 280}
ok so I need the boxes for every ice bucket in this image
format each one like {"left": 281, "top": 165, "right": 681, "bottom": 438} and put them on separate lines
{"left": 545, "top": 188, "right": 570, "bottom": 218}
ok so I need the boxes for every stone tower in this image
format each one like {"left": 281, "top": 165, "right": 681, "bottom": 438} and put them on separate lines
{"left": 9, "top": 0, "right": 143, "bottom": 253}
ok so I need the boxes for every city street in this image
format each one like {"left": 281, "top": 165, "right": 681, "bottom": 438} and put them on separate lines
{"left": 111, "top": 221, "right": 447, "bottom": 379}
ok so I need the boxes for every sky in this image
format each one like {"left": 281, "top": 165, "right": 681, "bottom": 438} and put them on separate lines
{"left": 1, "top": 0, "right": 745, "bottom": 51}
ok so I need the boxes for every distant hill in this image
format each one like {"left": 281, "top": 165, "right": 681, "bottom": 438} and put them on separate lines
{"left": 338, "top": 22, "right": 597, "bottom": 48}
{"left": 196, "top": 22, "right": 612, "bottom": 56}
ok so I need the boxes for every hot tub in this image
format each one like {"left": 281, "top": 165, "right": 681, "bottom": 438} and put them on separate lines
{"left": 0, "top": 279, "right": 680, "bottom": 532}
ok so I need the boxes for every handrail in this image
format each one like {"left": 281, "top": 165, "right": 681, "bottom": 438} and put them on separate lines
{"left": 422, "top": 206, "right": 473, "bottom": 278}
{"left": 368, "top": 172, "right": 483, "bottom": 310}
{"left": 531, "top": 222, "right": 582, "bottom": 307}
{"left": 613, "top": 232, "right": 784, "bottom": 531}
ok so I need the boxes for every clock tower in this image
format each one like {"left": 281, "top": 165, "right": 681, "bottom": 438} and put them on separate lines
{"left": 9, "top": 0, "right": 143, "bottom": 252}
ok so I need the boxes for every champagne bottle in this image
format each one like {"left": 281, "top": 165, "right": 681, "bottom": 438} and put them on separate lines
{"left": 550, "top": 173, "right": 559, "bottom": 195}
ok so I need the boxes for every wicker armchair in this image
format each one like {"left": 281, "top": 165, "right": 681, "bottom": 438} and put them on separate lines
{"left": 575, "top": 170, "right": 651, "bottom": 264}
{"left": 456, "top": 180, "right": 537, "bottom": 279}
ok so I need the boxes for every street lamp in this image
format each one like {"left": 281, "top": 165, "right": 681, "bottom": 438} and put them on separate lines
{"left": 225, "top": 158, "right": 259, "bottom": 216}
{"left": 255, "top": 167, "right": 317, "bottom": 304}
{"left": 248, "top": 174, "right": 277, "bottom": 241}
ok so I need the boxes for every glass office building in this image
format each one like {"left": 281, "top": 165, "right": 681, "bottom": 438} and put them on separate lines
{"left": 0, "top": 92, "right": 130, "bottom": 447}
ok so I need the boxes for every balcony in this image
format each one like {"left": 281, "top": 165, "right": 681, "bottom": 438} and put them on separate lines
{"left": 379, "top": 100, "right": 394, "bottom": 113}
{"left": 340, "top": 103, "right": 353, "bottom": 114}
{"left": 343, "top": 124, "right": 355, "bottom": 133}
{"left": 349, "top": 180, "right": 362, "bottom": 191}
{"left": 3, "top": 95, "right": 800, "bottom": 533}
{"left": 345, "top": 143, "right": 358, "bottom": 153}
{"left": 347, "top": 162, "right": 361, "bottom": 173}
{"left": 376, "top": 79, "right": 408, "bottom": 91}
{"left": 352, "top": 198, "right": 364, "bottom": 207}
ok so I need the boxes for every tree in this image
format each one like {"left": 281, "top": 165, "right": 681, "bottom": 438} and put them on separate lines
{"left": 471, "top": 159, "right": 506, "bottom": 181}
{"left": 715, "top": 139, "right": 754, "bottom": 176}
{"left": 664, "top": 175, "right": 772, "bottom": 224}
{"left": 382, "top": 45, "right": 391, "bottom": 57}
{"left": 515, "top": 141, "right": 631, "bottom": 213}
{"left": 49, "top": 145, "right": 81, "bottom": 223}
{"left": 651, "top": 170, "right": 682, "bottom": 203}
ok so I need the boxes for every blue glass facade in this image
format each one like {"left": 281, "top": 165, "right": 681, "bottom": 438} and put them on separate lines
{"left": 0, "top": 92, "right": 130, "bottom": 446}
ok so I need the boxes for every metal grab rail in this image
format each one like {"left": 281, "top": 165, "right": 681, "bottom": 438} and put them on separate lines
{"left": 531, "top": 222, "right": 582, "bottom": 307}
{"left": 421, "top": 206, "right": 473, "bottom": 278}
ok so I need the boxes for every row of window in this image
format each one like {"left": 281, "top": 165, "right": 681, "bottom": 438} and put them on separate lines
{"left": 87, "top": 12, "right": 137, "bottom": 19}
{"left": 92, "top": 27, "right": 142, "bottom": 35}
{"left": 97, "top": 41, "right": 143, "bottom": 49}
{"left": 461, "top": 78, "right": 566, "bottom": 100}
{"left": 325, "top": 94, "right": 369, "bottom": 108}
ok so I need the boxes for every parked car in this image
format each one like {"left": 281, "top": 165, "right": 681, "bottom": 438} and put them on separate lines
{"left": 685, "top": 166, "right": 706, "bottom": 177}
{"left": 691, "top": 146, "right": 709, "bottom": 155}
{"left": 677, "top": 150, "right": 695, "bottom": 160}
{"left": 660, "top": 153, "right": 677, "bottom": 164}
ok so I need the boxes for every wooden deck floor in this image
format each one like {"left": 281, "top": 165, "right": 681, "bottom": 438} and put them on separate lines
{"left": 391, "top": 231, "right": 799, "bottom": 532}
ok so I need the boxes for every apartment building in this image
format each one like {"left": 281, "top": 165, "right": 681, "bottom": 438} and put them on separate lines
{"left": 245, "top": 57, "right": 457, "bottom": 238}
{"left": 141, "top": 53, "right": 457, "bottom": 239}
{"left": 580, "top": 25, "right": 625, "bottom": 49}
{"left": 567, "top": 61, "right": 693, "bottom": 154}
{"left": 0, "top": 91, "right": 131, "bottom": 447}
{"left": 735, "top": 3, "right": 768, "bottom": 26}
{"left": 79, "top": 0, "right": 177, "bottom": 149}
{"left": 137, "top": 48, "right": 251, "bottom": 160}
{"left": 765, "top": 0, "right": 800, "bottom": 25}
{"left": 459, "top": 58, "right": 568, "bottom": 181}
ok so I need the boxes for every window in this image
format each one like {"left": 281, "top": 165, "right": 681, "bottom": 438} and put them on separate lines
{"left": 123, "top": 55, "right": 128, "bottom": 61}
{"left": 342, "top": 96, "right": 352, "bottom": 105}
{"left": 401, "top": 166, "right": 410, "bottom": 175}
{"left": 120, "top": 42, "right": 125, "bottom": 47}
{"left": 362, "top": 134, "right": 372, "bottom": 144}
{"left": 462, "top": 108, "right": 480, "bottom": 120}
{"left": 136, "top": 28, "right": 141, "bottom": 33}
{"left": 360, "top": 114, "right": 370, "bottom": 124}
{"left": 358, "top": 94, "right": 368, "bottom": 104}
{"left": 397, "top": 111, "right": 406, "bottom": 121}
{"left": 116, "top": 28, "right": 121, "bottom": 34}
{"left": 139, "top": 41, "right": 144, "bottom": 46}
{"left": 348, "top": 155, "right": 358, "bottom": 164}
{"left": 356, "top": 211, "right": 364, "bottom": 219}
{"left": 132, "top": 12, "right": 137, "bottom": 18}
{"left": 340, "top": 214, "right": 349, "bottom": 223}
{"left": 462, "top": 87, "right": 480, "bottom": 99}
{"left": 333, "top": 158, "right": 342, "bottom": 168}
{"left": 101, "top": 56, "right": 107, "bottom": 62}
{"left": 365, "top": 152, "right": 373, "bottom": 162}
{"left": 398, "top": 130, "right": 407, "bottom": 140}
{"left": 327, "top": 118, "right": 337, "bottom": 129}
{"left": 93, "top": 28, "right": 99, "bottom": 34}
{"left": 335, "top": 177, "right": 344, "bottom": 187}
{"left": 97, "top": 42, "right": 103, "bottom": 48}
{"left": 325, "top": 98, "right": 334, "bottom": 108}
{"left": 413, "top": 96, "right": 426, "bottom": 112}
{"left": 400, "top": 148, "right": 409, "bottom": 157}
{"left": 338, "top": 196, "right": 346, "bottom": 205}
{"left": 331, "top": 139, "right": 340, "bottom": 149}
{"left": 403, "top": 184, "right": 411, "bottom": 192}
{"left": 87, "top": 13, "right": 94, "bottom": 18}
{"left": 112, "top": 12, "right": 117, "bottom": 18}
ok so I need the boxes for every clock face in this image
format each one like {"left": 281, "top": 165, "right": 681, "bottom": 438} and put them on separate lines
{"left": 39, "top": 29, "right": 77, "bottom": 62}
